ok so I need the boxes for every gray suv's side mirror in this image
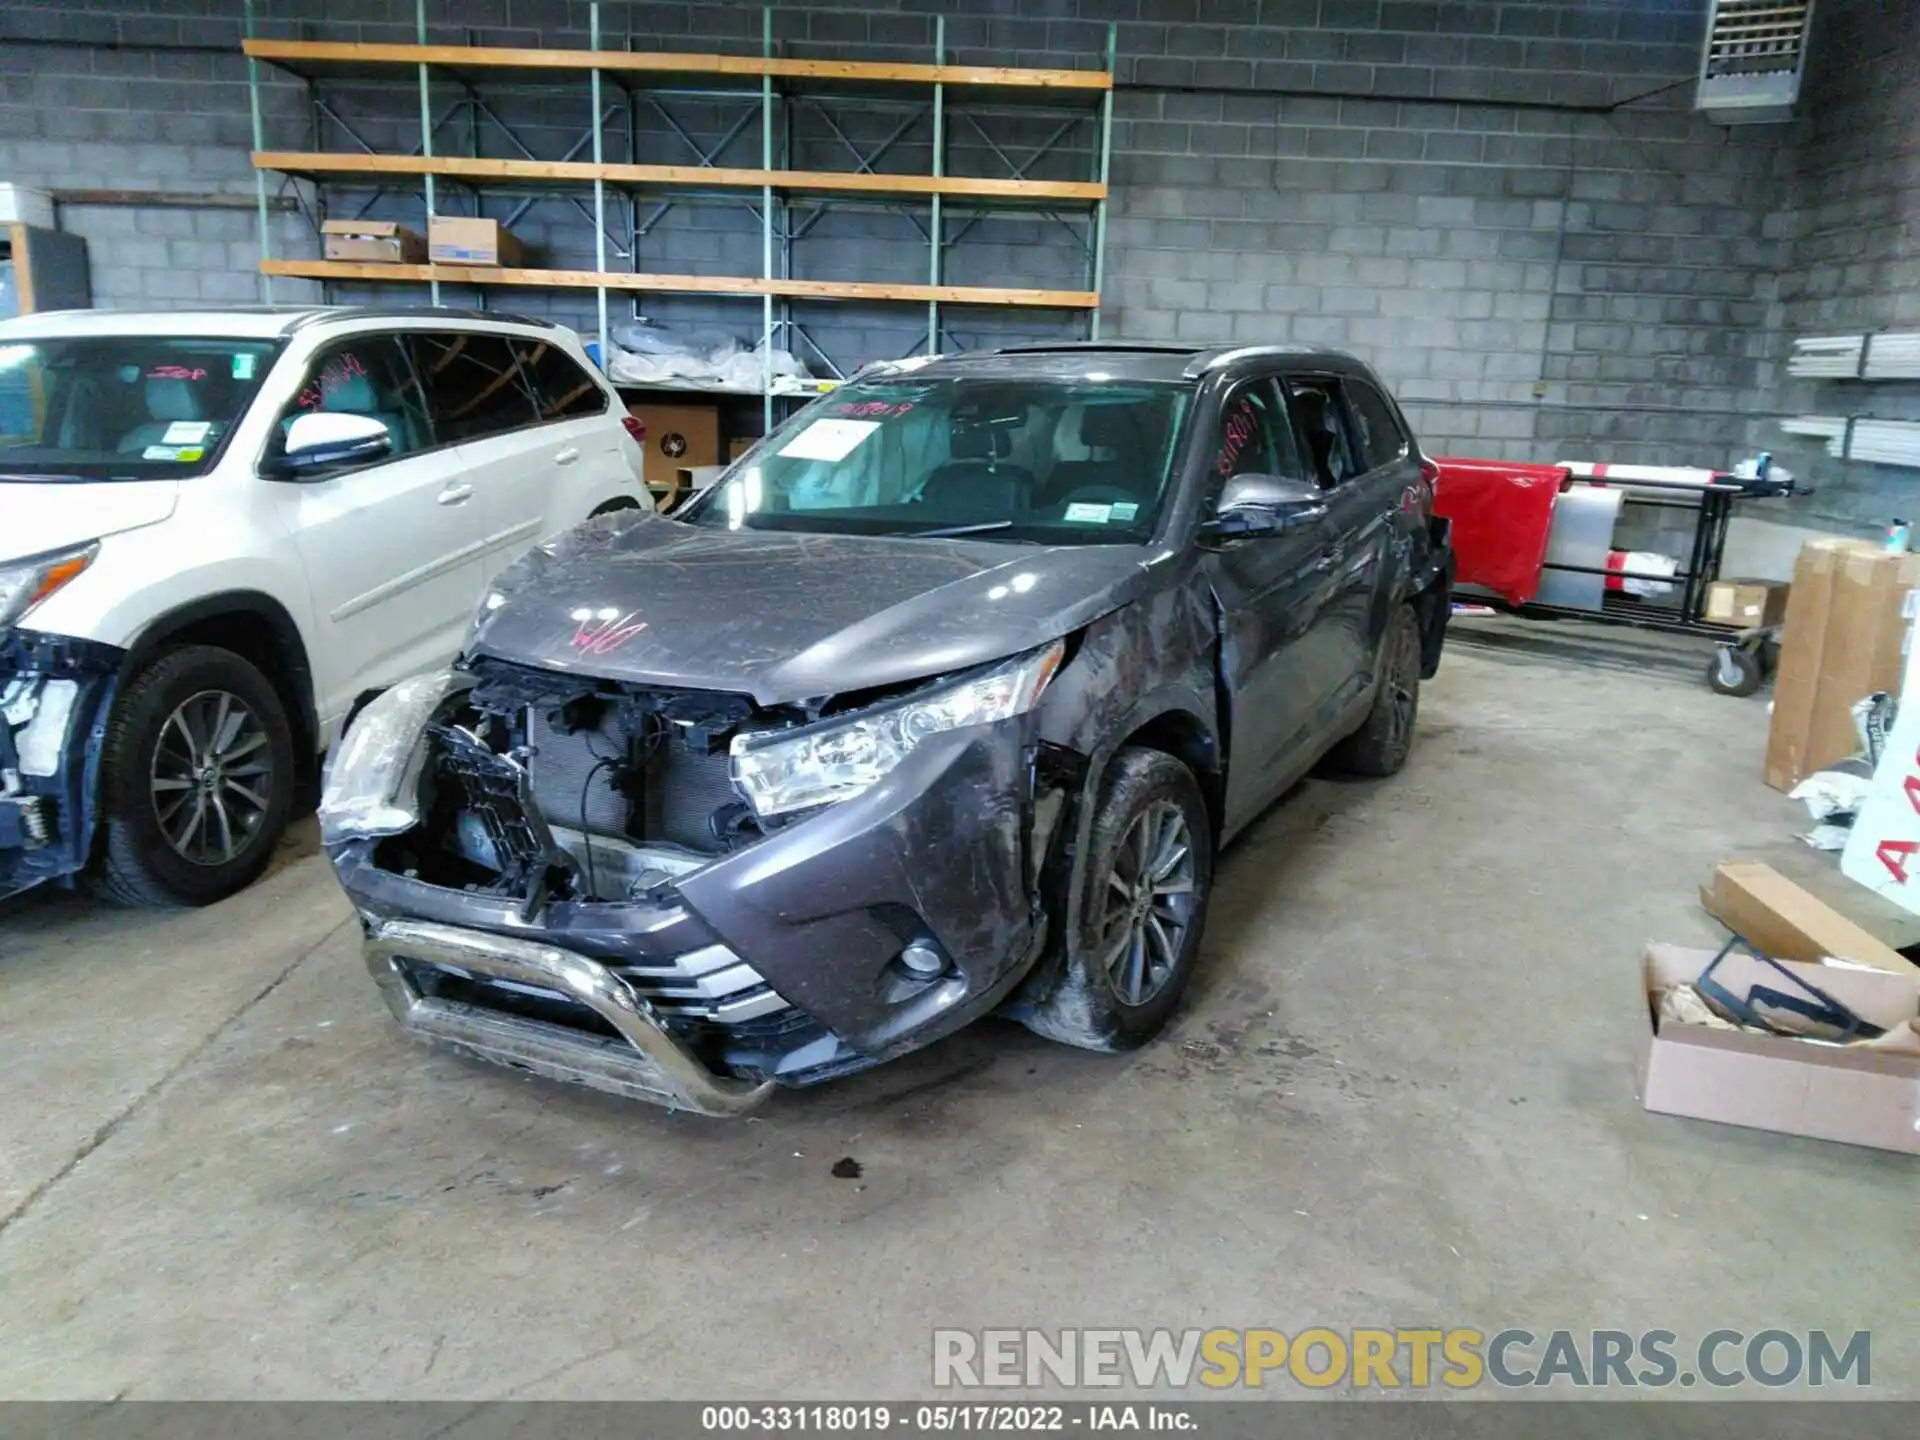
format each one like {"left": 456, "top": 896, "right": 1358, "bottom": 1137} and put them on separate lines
{"left": 1201, "top": 473, "right": 1328, "bottom": 538}
{"left": 270, "top": 412, "right": 392, "bottom": 477}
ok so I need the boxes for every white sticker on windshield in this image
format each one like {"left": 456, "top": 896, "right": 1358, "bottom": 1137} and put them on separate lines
{"left": 232, "top": 353, "right": 257, "bottom": 380}
{"left": 1064, "top": 502, "right": 1112, "bottom": 524}
{"left": 141, "top": 444, "right": 183, "bottom": 461}
{"left": 778, "top": 418, "right": 881, "bottom": 463}
{"left": 162, "top": 420, "right": 211, "bottom": 444}
{"left": 1110, "top": 501, "right": 1139, "bottom": 521}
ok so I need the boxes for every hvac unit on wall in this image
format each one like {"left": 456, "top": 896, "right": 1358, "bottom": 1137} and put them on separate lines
{"left": 1697, "top": 0, "right": 1817, "bottom": 124}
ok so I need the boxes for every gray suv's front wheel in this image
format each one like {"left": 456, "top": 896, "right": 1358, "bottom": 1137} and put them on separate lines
{"left": 1019, "top": 746, "right": 1214, "bottom": 1052}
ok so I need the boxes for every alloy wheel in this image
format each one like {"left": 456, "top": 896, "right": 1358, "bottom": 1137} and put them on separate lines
{"left": 149, "top": 689, "right": 276, "bottom": 866}
{"left": 1098, "top": 800, "right": 1197, "bottom": 1007}
{"left": 1383, "top": 621, "right": 1419, "bottom": 755}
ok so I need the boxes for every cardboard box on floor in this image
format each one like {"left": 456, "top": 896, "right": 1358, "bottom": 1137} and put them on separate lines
{"left": 427, "top": 215, "right": 524, "bottom": 266}
{"left": 1700, "top": 860, "right": 1917, "bottom": 974}
{"left": 1765, "top": 539, "right": 1920, "bottom": 791}
{"left": 675, "top": 464, "right": 727, "bottom": 496}
{"left": 1704, "top": 577, "right": 1790, "bottom": 629}
{"left": 1640, "top": 942, "right": 1920, "bottom": 1155}
{"left": 321, "top": 219, "right": 426, "bottom": 264}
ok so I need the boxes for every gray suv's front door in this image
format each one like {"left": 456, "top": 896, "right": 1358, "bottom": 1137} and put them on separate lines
{"left": 1201, "top": 375, "right": 1350, "bottom": 833}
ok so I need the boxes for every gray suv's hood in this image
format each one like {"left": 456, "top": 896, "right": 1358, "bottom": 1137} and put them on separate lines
{"left": 467, "top": 514, "right": 1157, "bottom": 706}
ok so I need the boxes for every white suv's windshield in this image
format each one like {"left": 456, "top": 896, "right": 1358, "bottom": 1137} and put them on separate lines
{"left": 0, "top": 336, "right": 281, "bottom": 481}
{"left": 681, "top": 375, "right": 1191, "bottom": 544}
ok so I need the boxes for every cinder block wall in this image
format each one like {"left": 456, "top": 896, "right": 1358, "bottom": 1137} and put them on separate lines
{"left": 1764, "top": 0, "right": 1920, "bottom": 530}
{"left": 0, "top": 5, "right": 320, "bottom": 307}
{"left": 0, "top": 0, "right": 1910, "bottom": 500}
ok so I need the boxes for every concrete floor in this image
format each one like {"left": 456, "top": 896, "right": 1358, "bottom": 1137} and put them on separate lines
{"left": 2, "top": 618, "right": 1913, "bottom": 1400}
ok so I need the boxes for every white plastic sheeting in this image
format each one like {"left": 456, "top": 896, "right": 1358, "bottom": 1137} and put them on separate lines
{"left": 604, "top": 320, "right": 811, "bottom": 394}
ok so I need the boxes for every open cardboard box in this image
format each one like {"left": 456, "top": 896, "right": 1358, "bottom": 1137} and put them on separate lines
{"left": 1700, "top": 860, "right": 1916, "bottom": 974}
{"left": 1641, "top": 943, "right": 1920, "bottom": 1155}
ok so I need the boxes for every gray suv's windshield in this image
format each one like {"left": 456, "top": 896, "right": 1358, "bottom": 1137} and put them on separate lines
{"left": 680, "top": 375, "right": 1191, "bottom": 544}
{"left": 0, "top": 336, "right": 281, "bottom": 481}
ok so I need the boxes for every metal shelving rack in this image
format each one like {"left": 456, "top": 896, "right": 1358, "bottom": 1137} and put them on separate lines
{"left": 241, "top": 3, "right": 1116, "bottom": 429}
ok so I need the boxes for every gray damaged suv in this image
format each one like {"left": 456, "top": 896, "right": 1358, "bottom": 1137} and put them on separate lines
{"left": 320, "top": 343, "right": 1453, "bottom": 1115}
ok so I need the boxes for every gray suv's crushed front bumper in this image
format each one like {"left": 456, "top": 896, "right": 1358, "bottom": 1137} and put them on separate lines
{"left": 338, "top": 709, "right": 1065, "bottom": 1110}
{"left": 365, "top": 917, "right": 772, "bottom": 1116}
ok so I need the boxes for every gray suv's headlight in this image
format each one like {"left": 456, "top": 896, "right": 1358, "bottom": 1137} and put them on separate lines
{"left": 318, "top": 668, "right": 469, "bottom": 844}
{"left": 729, "top": 640, "right": 1065, "bottom": 819}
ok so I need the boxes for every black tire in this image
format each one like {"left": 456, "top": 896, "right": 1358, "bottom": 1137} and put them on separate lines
{"left": 90, "top": 646, "right": 296, "bottom": 907}
{"left": 1332, "top": 602, "right": 1422, "bottom": 777}
{"left": 1020, "top": 747, "right": 1214, "bottom": 1053}
{"left": 590, "top": 496, "right": 643, "bottom": 517}
{"left": 1708, "top": 645, "right": 1764, "bottom": 698}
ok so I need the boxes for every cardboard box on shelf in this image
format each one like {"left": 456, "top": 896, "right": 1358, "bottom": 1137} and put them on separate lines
{"left": 1699, "top": 860, "right": 1917, "bottom": 974}
{"left": 628, "top": 402, "right": 719, "bottom": 500}
{"left": 1765, "top": 539, "right": 1920, "bottom": 791}
{"left": 322, "top": 219, "right": 426, "bottom": 264}
{"left": 1704, "top": 577, "right": 1790, "bottom": 629}
{"left": 728, "top": 436, "right": 757, "bottom": 461}
{"left": 0, "top": 184, "right": 55, "bottom": 229}
{"left": 427, "top": 216, "right": 524, "bottom": 266}
{"left": 1640, "top": 942, "right": 1920, "bottom": 1155}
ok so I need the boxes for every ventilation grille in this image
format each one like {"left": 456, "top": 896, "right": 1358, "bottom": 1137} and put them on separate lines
{"left": 1697, "top": 0, "right": 1815, "bottom": 123}
{"left": 1704, "top": 0, "right": 1813, "bottom": 76}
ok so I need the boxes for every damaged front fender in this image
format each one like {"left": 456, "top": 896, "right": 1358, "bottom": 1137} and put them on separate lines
{"left": 1, "top": 629, "right": 122, "bottom": 902}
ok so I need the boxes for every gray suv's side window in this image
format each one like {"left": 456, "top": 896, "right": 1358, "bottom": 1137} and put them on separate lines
{"left": 1211, "top": 377, "right": 1308, "bottom": 487}
{"left": 1284, "top": 376, "right": 1361, "bottom": 490}
{"left": 1345, "top": 377, "right": 1411, "bottom": 472}
{"left": 277, "top": 334, "right": 431, "bottom": 459}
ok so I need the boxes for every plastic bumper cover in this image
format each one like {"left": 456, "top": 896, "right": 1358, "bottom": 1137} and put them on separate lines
{"left": 337, "top": 709, "right": 1054, "bottom": 1083}
{"left": 1, "top": 630, "right": 121, "bottom": 902}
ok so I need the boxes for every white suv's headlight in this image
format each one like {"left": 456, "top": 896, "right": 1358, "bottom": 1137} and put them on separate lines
{"left": 729, "top": 640, "right": 1065, "bottom": 819}
{"left": 0, "top": 543, "right": 99, "bottom": 632}
{"left": 318, "top": 668, "right": 469, "bottom": 844}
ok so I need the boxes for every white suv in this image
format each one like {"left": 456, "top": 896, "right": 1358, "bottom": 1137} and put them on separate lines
{"left": 0, "top": 305, "right": 648, "bottom": 906}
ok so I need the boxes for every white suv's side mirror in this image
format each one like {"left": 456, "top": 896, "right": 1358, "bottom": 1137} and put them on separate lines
{"left": 274, "top": 412, "right": 391, "bottom": 476}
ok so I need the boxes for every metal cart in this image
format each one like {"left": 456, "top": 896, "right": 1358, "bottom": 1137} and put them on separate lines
{"left": 1514, "top": 466, "right": 1794, "bottom": 695}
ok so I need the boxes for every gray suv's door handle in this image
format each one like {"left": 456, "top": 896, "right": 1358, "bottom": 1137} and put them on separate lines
{"left": 437, "top": 483, "right": 474, "bottom": 506}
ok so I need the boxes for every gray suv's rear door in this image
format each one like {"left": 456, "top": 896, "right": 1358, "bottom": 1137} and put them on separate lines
{"left": 1280, "top": 371, "right": 1407, "bottom": 728}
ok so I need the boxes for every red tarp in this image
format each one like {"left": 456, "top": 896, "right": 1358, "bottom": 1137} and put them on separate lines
{"left": 1431, "top": 455, "right": 1569, "bottom": 607}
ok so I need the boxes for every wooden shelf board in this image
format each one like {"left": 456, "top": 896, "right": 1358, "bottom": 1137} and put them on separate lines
{"left": 262, "top": 258, "right": 1099, "bottom": 309}
{"left": 242, "top": 39, "right": 1110, "bottom": 92}
{"left": 255, "top": 151, "right": 1104, "bottom": 203}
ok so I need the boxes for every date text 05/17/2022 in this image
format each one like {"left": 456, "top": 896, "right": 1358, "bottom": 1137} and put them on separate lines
{"left": 700, "top": 1405, "right": 1197, "bottom": 1432}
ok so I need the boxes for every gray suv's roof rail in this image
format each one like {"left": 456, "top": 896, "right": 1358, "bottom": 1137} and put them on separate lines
{"left": 1182, "top": 344, "right": 1343, "bottom": 377}
{"left": 996, "top": 341, "right": 1199, "bottom": 356}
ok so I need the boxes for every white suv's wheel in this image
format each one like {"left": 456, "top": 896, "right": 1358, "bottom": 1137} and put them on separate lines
{"left": 92, "top": 646, "right": 296, "bottom": 907}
